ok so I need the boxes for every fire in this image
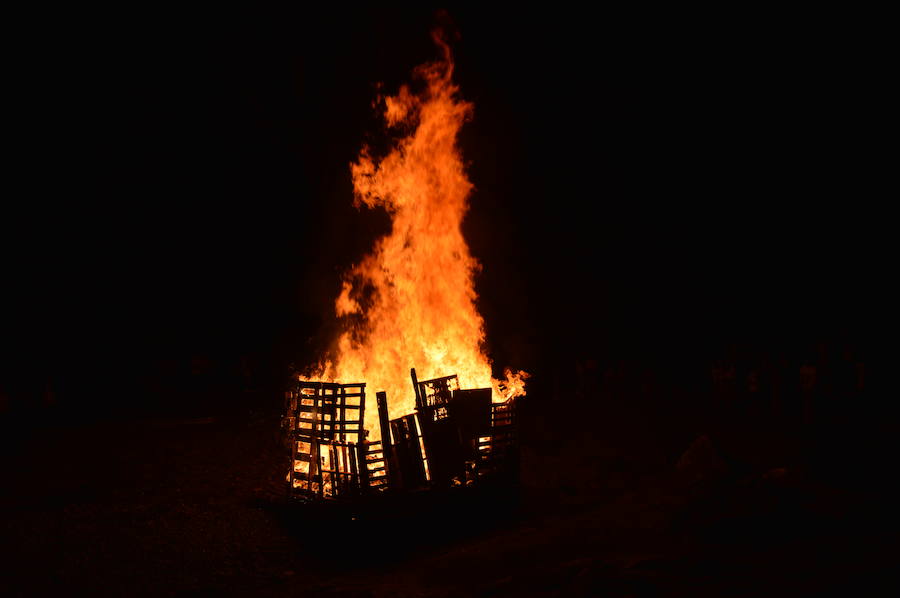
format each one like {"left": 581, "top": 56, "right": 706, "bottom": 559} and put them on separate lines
{"left": 305, "top": 31, "right": 527, "bottom": 434}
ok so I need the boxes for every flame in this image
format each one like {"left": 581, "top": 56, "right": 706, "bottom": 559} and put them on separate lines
{"left": 305, "top": 32, "right": 527, "bottom": 434}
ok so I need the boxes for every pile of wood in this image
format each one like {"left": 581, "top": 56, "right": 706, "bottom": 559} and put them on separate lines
{"left": 281, "top": 368, "right": 518, "bottom": 501}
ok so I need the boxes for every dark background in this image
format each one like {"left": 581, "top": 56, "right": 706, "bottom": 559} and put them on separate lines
{"left": 1, "top": 7, "right": 891, "bottom": 596}
{"left": 4, "top": 7, "right": 879, "bottom": 419}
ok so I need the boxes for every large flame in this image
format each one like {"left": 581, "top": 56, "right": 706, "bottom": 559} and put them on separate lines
{"left": 306, "top": 32, "right": 527, "bottom": 434}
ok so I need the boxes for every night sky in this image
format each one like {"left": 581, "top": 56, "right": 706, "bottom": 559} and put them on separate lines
{"left": 4, "top": 7, "right": 878, "bottom": 417}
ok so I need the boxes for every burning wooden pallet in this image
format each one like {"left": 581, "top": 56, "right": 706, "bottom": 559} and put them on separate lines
{"left": 281, "top": 369, "right": 518, "bottom": 501}
{"left": 283, "top": 381, "right": 385, "bottom": 500}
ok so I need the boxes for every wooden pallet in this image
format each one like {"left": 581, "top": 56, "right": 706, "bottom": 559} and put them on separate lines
{"left": 284, "top": 381, "right": 367, "bottom": 500}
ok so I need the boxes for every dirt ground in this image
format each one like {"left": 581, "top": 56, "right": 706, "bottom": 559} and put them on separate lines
{"left": 2, "top": 400, "right": 897, "bottom": 597}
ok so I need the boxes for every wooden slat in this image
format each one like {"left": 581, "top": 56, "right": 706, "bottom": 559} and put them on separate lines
{"left": 348, "top": 442, "right": 359, "bottom": 495}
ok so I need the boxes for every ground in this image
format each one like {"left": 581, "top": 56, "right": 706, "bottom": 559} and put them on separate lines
{"left": 2, "top": 400, "right": 896, "bottom": 597}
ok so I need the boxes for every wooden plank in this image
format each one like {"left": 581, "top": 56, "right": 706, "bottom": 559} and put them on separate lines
{"left": 357, "top": 385, "right": 366, "bottom": 459}
{"left": 357, "top": 442, "right": 369, "bottom": 492}
{"left": 348, "top": 442, "right": 359, "bottom": 496}
{"left": 338, "top": 386, "right": 346, "bottom": 445}
{"left": 411, "top": 368, "right": 422, "bottom": 409}
{"left": 377, "top": 390, "right": 392, "bottom": 449}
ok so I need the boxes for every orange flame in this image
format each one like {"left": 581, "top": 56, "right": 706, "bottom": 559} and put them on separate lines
{"left": 305, "top": 32, "right": 527, "bottom": 434}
